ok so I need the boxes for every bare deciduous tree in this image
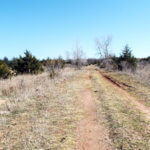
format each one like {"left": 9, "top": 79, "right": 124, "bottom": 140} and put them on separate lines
{"left": 72, "top": 42, "right": 85, "bottom": 69}
{"left": 95, "top": 36, "right": 115, "bottom": 70}
{"left": 65, "top": 51, "right": 70, "bottom": 60}
{"left": 95, "top": 36, "right": 112, "bottom": 59}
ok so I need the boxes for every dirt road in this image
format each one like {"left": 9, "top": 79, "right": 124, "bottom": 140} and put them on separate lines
{"left": 76, "top": 67, "right": 150, "bottom": 150}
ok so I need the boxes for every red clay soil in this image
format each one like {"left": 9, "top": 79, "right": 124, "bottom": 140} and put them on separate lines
{"left": 77, "top": 89, "right": 108, "bottom": 150}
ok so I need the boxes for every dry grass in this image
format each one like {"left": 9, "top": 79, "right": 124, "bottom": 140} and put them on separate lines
{"left": 90, "top": 69, "right": 150, "bottom": 149}
{"left": 135, "top": 62, "right": 150, "bottom": 84}
{"left": 0, "top": 67, "right": 83, "bottom": 150}
{"left": 102, "top": 67, "right": 150, "bottom": 107}
{"left": 0, "top": 65, "right": 149, "bottom": 149}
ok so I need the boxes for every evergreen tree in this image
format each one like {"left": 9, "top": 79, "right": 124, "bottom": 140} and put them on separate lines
{"left": 13, "top": 50, "right": 43, "bottom": 74}
{"left": 0, "top": 62, "right": 12, "bottom": 79}
{"left": 112, "top": 45, "right": 137, "bottom": 71}
{"left": 3, "top": 57, "right": 9, "bottom": 66}
{"left": 119, "top": 45, "right": 137, "bottom": 71}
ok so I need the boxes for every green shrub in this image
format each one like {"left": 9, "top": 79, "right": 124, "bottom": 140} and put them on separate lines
{"left": 120, "top": 45, "right": 137, "bottom": 66}
{"left": 112, "top": 45, "right": 137, "bottom": 72}
{"left": 12, "top": 50, "right": 43, "bottom": 74}
{"left": 0, "top": 63, "right": 12, "bottom": 79}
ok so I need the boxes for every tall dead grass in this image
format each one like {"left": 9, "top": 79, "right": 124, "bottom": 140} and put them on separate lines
{"left": 135, "top": 62, "right": 150, "bottom": 84}
{"left": 0, "top": 67, "right": 82, "bottom": 149}
{"left": 120, "top": 62, "right": 150, "bottom": 85}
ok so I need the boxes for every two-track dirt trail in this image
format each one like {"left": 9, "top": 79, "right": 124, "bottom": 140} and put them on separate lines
{"left": 0, "top": 67, "right": 149, "bottom": 149}
{"left": 76, "top": 67, "right": 150, "bottom": 150}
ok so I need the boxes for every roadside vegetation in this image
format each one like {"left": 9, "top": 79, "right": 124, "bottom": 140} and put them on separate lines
{"left": 0, "top": 68, "right": 83, "bottom": 149}
{"left": 0, "top": 62, "right": 12, "bottom": 79}
{"left": 101, "top": 70, "right": 150, "bottom": 107}
{"left": 90, "top": 68, "right": 150, "bottom": 149}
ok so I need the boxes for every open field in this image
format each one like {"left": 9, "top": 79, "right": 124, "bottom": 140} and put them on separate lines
{"left": 0, "top": 66, "right": 150, "bottom": 150}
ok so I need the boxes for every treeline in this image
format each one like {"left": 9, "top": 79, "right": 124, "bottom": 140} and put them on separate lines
{"left": 0, "top": 50, "right": 65, "bottom": 79}
{"left": 88, "top": 45, "right": 150, "bottom": 73}
{"left": 0, "top": 47, "right": 149, "bottom": 79}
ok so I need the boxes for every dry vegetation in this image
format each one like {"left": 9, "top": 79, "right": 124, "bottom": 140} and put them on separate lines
{"left": 136, "top": 62, "right": 150, "bottom": 84}
{"left": 101, "top": 64, "right": 150, "bottom": 107}
{"left": 0, "top": 68, "right": 84, "bottom": 150}
{"left": 0, "top": 65, "right": 150, "bottom": 150}
{"left": 90, "top": 68, "right": 150, "bottom": 149}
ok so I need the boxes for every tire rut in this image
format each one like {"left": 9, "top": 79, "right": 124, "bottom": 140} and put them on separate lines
{"left": 99, "top": 70, "right": 150, "bottom": 121}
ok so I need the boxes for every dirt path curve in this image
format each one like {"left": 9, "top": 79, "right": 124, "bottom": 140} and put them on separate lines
{"left": 76, "top": 70, "right": 108, "bottom": 150}
{"left": 99, "top": 71, "right": 150, "bottom": 121}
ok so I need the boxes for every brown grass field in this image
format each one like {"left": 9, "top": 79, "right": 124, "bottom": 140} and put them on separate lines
{"left": 0, "top": 66, "right": 150, "bottom": 150}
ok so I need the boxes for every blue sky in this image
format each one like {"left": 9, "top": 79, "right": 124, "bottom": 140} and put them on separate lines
{"left": 0, "top": 0, "right": 149, "bottom": 59}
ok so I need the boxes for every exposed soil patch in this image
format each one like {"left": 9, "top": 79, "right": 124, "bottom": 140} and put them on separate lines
{"left": 76, "top": 71, "right": 110, "bottom": 150}
{"left": 77, "top": 90, "right": 105, "bottom": 150}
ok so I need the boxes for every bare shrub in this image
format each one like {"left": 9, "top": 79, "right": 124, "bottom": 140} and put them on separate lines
{"left": 135, "top": 61, "right": 150, "bottom": 84}
{"left": 72, "top": 42, "right": 86, "bottom": 69}
{"left": 115, "top": 60, "right": 150, "bottom": 85}
{"left": 100, "top": 58, "right": 118, "bottom": 70}
{"left": 45, "top": 61, "right": 56, "bottom": 79}
{"left": 95, "top": 36, "right": 114, "bottom": 70}
{"left": 120, "top": 61, "right": 136, "bottom": 73}
{"left": 44, "top": 58, "right": 65, "bottom": 79}
{"left": 95, "top": 36, "right": 112, "bottom": 59}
